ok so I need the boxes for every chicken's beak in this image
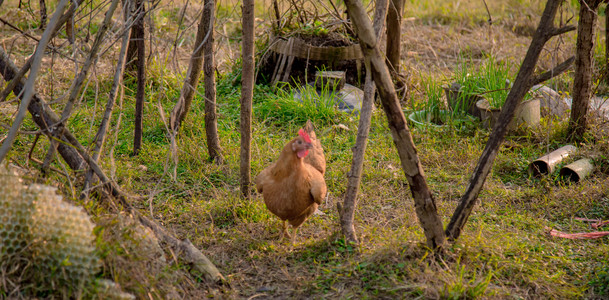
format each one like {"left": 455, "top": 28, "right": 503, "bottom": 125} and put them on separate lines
{"left": 305, "top": 142, "right": 313, "bottom": 149}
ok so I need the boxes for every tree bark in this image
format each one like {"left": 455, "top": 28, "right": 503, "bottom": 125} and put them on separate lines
{"left": 568, "top": 0, "right": 602, "bottom": 141}
{"left": 344, "top": 0, "right": 445, "bottom": 250}
{"left": 39, "top": 0, "right": 47, "bottom": 29}
{"left": 340, "top": 0, "right": 388, "bottom": 245}
{"left": 169, "top": 0, "right": 212, "bottom": 133}
{"left": 240, "top": 0, "right": 255, "bottom": 200}
{"left": 385, "top": 0, "right": 403, "bottom": 73}
{"left": 445, "top": 0, "right": 575, "bottom": 241}
{"left": 125, "top": 0, "right": 143, "bottom": 71}
{"left": 132, "top": 0, "right": 146, "bottom": 155}
{"left": 203, "top": 0, "right": 224, "bottom": 164}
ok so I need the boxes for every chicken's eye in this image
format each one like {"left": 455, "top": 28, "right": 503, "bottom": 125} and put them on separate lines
{"left": 297, "top": 140, "right": 302, "bottom": 144}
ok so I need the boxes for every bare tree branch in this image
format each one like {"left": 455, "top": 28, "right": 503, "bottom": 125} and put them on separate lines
{"left": 531, "top": 56, "right": 575, "bottom": 86}
{"left": 0, "top": 46, "right": 86, "bottom": 171}
{"left": 82, "top": 12, "right": 133, "bottom": 199}
{"left": 344, "top": 0, "right": 446, "bottom": 250}
{"left": 169, "top": 0, "right": 215, "bottom": 132}
{"left": 0, "top": 0, "right": 84, "bottom": 104}
{"left": 42, "top": 0, "right": 121, "bottom": 173}
{"left": 549, "top": 24, "right": 576, "bottom": 37}
{"left": 0, "top": 0, "right": 69, "bottom": 164}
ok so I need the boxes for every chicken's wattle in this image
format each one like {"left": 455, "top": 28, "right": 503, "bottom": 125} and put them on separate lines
{"left": 297, "top": 149, "right": 309, "bottom": 158}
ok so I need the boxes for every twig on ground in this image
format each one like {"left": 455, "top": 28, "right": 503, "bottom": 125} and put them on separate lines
{"left": 546, "top": 227, "right": 609, "bottom": 239}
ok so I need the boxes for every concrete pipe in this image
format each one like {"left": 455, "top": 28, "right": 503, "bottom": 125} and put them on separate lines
{"left": 559, "top": 158, "right": 594, "bottom": 183}
{"left": 528, "top": 145, "right": 577, "bottom": 177}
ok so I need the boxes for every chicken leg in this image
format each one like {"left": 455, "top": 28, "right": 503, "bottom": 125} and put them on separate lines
{"left": 291, "top": 227, "right": 299, "bottom": 245}
{"left": 279, "top": 220, "right": 291, "bottom": 240}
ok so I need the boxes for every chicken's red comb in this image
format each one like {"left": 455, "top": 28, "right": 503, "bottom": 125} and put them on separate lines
{"left": 298, "top": 128, "right": 312, "bottom": 143}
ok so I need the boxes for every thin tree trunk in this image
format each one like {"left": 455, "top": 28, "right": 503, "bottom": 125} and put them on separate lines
{"left": 445, "top": 0, "right": 575, "bottom": 241}
{"left": 568, "top": 0, "right": 602, "bottom": 141}
{"left": 41, "top": 0, "right": 120, "bottom": 174}
{"left": 169, "top": 1, "right": 211, "bottom": 132}
{"left": 240, "top": 0, "right": 255, "bottom": 200}
{"left": 124, "top": 0, "right": 142, "bottom": 71}
{"left": 82, "top": 16, "right": 132, "bottom": 198}
{"left": 340, "top": 0, "right": 388, "bottom": 245}
{"left": 340, "top": 61, "right": 374, "bottom": 244}
{"left": 344, "top": 0, "right": 445, "bottom": 250}
{"left": 0, "top": 0, "right": 69, "bottom": 164}
{"left": 203, "top": 0, "right": 223, "bottom": 164}
{"left": 606, "top": 2, "right": 609, "bottom": 85}
{"left": 39, "top": 0, "right": 47, "bottom": 29}
{"left": 0, "top": 46, "right": 85, "bottom": 171}
{"left": 132, "top": 0, "right": 146, "bottom": 155}
{"left": 385, "top": 0, "right": 403, "bottom": 73}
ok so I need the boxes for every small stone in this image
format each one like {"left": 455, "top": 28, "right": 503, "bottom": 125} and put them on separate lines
{"left": 333, "top": 124, "right": 349, "bottom": 131}
{"left": 256, "top": 286, "right": 274, "bottom": 293}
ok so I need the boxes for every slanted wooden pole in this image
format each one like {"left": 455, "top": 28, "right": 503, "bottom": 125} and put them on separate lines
{"left": 445, "top": 0, "right": 575, "bottom": 241}
{"left": 340, "top": 0, "right": 388, "bottom": 245}
{"left": 344, "top": 0, "right": 445, "bottom": 250}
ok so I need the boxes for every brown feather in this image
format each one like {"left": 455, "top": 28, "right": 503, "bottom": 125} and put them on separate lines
{"left": 255, "top": 124, "right": 327, "bottom": 240}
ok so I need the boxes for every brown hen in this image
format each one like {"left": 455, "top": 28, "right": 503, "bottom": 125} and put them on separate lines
{"left": 255, "top": 122, "right": 327, "bottom": 244}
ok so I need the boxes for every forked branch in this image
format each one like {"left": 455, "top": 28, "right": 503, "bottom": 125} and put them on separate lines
{"left": 549, "top": 24, "right": 576, "bottom": 37}
{"left": 344, "top": 0, "right": 446, "bottom": 250}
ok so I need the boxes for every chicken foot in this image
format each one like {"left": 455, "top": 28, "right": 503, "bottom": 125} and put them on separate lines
{"left": 277, "top": 220, "right": 301, "bottom": 245}
{"left": 290, "top": 227, "right": 299, "bottom": 245}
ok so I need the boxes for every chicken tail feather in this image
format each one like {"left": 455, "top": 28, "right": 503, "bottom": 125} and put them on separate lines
{"left": 303, "top": 120, "right": 317, "bottom": 139}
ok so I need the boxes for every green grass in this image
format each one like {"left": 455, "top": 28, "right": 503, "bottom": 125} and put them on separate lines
{"left": 452, "top": 57, "right": 519, "bottom": 109}
{"left": 53, "top": 69, "right": 605, "bottom": 298}
{"left": 256, "top": 77, "right": 350, "bottom": 126}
